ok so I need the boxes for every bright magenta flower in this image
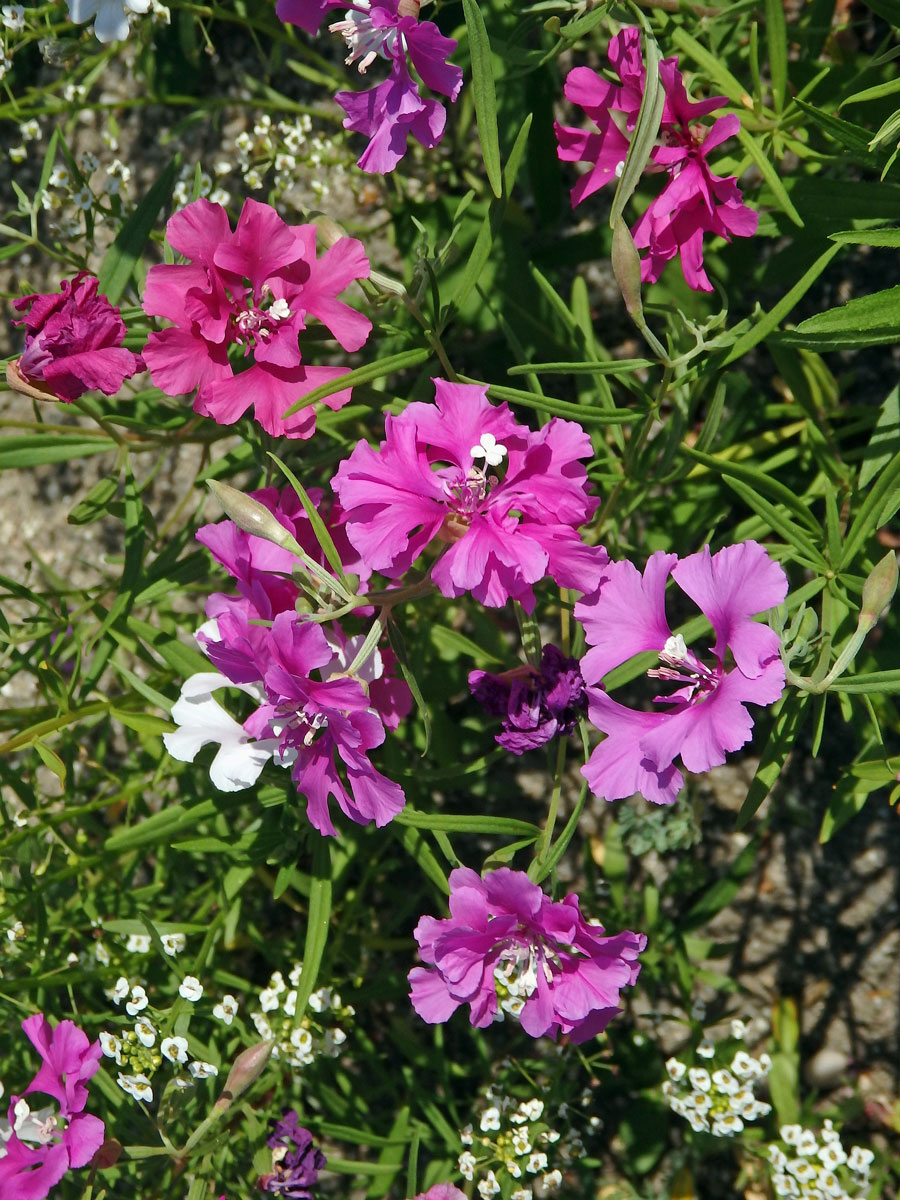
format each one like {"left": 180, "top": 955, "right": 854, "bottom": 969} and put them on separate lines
{"left": 554, "top": 28, "right": 758, "bottom": 291}
{"left": 142, "top": 198, "right": 371, "bottom": 438}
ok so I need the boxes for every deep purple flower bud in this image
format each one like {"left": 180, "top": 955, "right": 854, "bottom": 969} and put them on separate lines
{"left": 469, "top": 643, "right": 587, "bottom": 754}
{"left": 259, "top": 1110, "right": 326, "bottom": 1198}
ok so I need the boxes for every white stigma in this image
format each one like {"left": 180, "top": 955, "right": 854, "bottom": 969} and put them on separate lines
{"left": 269, "top": 297, "right": 291, "bottom": 321}
{"left": 661, "top": 633, "right": 687, "bottom": 663}
{"left": 470, "top": 432, "right": 507, "bottom": 468}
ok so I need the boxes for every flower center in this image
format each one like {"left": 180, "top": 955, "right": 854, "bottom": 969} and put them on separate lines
{"left": 329, "top": 0, "right": 402, "bottom": 74}
{"left": 232, "top": 287, "right": 292, "bottom": 350}
{"left": 647, "top": 633, "right": 719, "bottom": 704}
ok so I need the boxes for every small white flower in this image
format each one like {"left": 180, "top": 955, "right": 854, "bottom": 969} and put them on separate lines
{"left": 746, "top": 1100, "right": 772, "bottom": 1119}
{"left": 179, "top": 976, "right": 203, "bottom": 1002}
{"left": 112, "top": 976, "right": 130, "bottom": 1004}
{"left": 696, "top": 1038, "right": 715, "bottom": 1059}
{"left": 796, "top": 1129, "right": 818, "bottom": 1157}
{"left": 728, "top": 1088, "right": 755, "bottom": 1113}
{"left": 544, "top": 1129, "right": 560, "bottom": 1144}
{"left": 665, "top": 1057, "right": 686, "bottom": 1081}
{"left": 161, "top": 932, "right": 186, "bottom": 956}
{"left": 512, "top": 1129, "right": 532, "bottom": 1156}
{"left": 689, "top": 1091, "right": 712, "bottom": 1115}
{"left": 458, "top": 1151, "right": 476, "bottom": 1181}
{"left": 470, "top": 432, "right": 507, "bottom": 468}
{"left": 511, "top": 1190, "right": 532, "bottom": 1200}
{"left": 125, "top": 985, "right": 148, "bottom": 1016}
{"left": 99, "top": 1031, "right": 122, "bottom": 1062}
{"left": 244, "top": 168, "right": 264, "bottom": 190}
{"left": 772, "top": 1174, "right": 799, "bottom": 1198}
{"left": 521, "top": 1099, "right": 543, "bottom": 1121}
{"left": 847, "top": 1146, "right": 874, "bottom": 1174}
{"left": 251, "top": 1012, "right": 273, "bottom": 1040}
{"left": 73, "top": 186, "right": 92, "bottom": 211}
{"left": 477, "top": 1170, "right": 500, "bottom": 1198}
{"left": 9, "top": 145, "right": 26, "bottom": 163}
{"left": 460, "top": 1124, "right": 474, "bottom": 1146}
{"left": 66, "top": 0, "right": 152, "bottom": 44}
{"left": 6, "top": 921, "right": 24, "bottom": 942}
{"left": 2, "top": 4, "right": 25, "bottom": 30}
{"left": 322, "top": 1028, "right": 346, "bottom": 1055}
{"left": 94, "top": 942, "right": 110, "bottom": 967}
{"left": 212, "top": 994, "right": 238, "bottom": 1025}
{"left": 161, "top": 1036, "right": 188, "bottom": 1064}
{"left": 768, "top": 1145, "right": 788, "bottom": 1170}
{"left": 171, "top": 1076, "right": 193, "bottom": 1090}
{"left": 817, "top": 1169, "right": 844, "bottom": 1198}
{"left": 66, "top": 951, "right": 79, "bottom": 966}
{"left": 781, "top": 1124, "right": 804, "bottom": 1146}
{"left": 785, "top": 1158, "right": 817, "bottom": 1183}
{"left": 686, "top": 1110, "right": 710, "bottom": 1133}
{"left": 103, "top": 175, "right": 122, "bottom": 196}
{"left": 480, "top": 1106, "right": 501, "bottom": 1132}
{"left": 817, "top": 1142, "right": 846, "bottom": 1169}
{"left": 118, "top": 1073, "right": 153, "bottom": 1103}
{"left": 730, "top": 1018, "right": 747, "bottom": 1039}
{"left": 505, "top": 1160, "right": 522, "bottom": 1179}
{"left": 687, "top": 1067, "right": 711, "bottom": 1093}
{"left": 259, "top": 987, "right": 281, "bottom": 1013}
{"left": 134, "top": 1018, "right": 156, "bottom": 1047}
{"left": 188, "top": 1060, "right": 218, "bottom": 1079}
{"left": 542, "top": 1170, "right": 562, "bottom": 1190}
{"left": 711, "top": 1113, "right": 743, "bottom": 1137}
{"left": 711, "top": 1069, "right": 739, "bottom": 1095}
{"left": 125, "top": 933, "right": 151, "bottom": 953}
{"left": 526, "top": 1152, "right": 548, "bottom": 1174}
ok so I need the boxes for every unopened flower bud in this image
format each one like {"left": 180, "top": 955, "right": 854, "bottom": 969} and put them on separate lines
{"left": 213, "top": 1040, "right": 273, "bottom": 1112}
{"left": 611, "top": 216, "right": 644, "bottom": 322}
{"left": 314, "top": 215, "right": 349, "bottom": 249}
{"left": 6, "top": 358, "right": 59, "bottom": 401}
{"left": 860, "top": 550, "right": 898, "bottom": 629}
{"left": 206, "top": 481, "right": 298, "bottom": 552}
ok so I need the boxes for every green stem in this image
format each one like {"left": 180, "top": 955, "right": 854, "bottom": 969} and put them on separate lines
{"left": 529, "top": 736, "right": 568, "bottom": 881}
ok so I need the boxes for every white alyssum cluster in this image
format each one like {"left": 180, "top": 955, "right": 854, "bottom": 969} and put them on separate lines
{"left": 767, "top": 1121, "right": 874, "bottom": 1199}
{"left": 662, "top": 1035, "right": 772, "bottom": 1136}
{"left": 249, "top": 963, "right": 355, "bottom": 1070}
{"left": 458, "top": 1090, "right": 565, "bottom": 1200}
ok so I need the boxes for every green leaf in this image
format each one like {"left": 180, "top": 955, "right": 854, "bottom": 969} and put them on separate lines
{"left": 394, "top": 808, "right": 540, "bottom": 837}
{"left": 461, "top": 0, "right": 502, "bottom": 198}
{"left": 724, "top": 476, "right": 826, "bottom": 565}
{"left": 34, "top": 740, "right": 66, "bottom": 788}
{"left": 267, "top": 452, "right": 351, "bottom": 586}
{"left": 507, "top": 358, "right": 652, "bottom": 376}
{"left": 0, "top": 435, "right": 111, "bottom": 469}
{"left": 736, "top": 693, "right": 810, "bottom": 829}
{"left": 387, "top": 616, "right": 431, "bottom": 755}
{"left": 765, "top": 0, "right": 787, "bottom": 113}
{"left": 67, "top": 475, "right": 119, "bottom": 525}
{"left": 472, "top": 379, "right": 644, "bottom": 424}
{"left": 778, "top": 285, "right": 900, "bottom": 349}
{"left": 829, "top": 670, "right": 900, "bottom": 693}
{"left": 610, "top": 25, "right": 664, "bottom": 228}
{"left": 397, "top": 825, "right": 450, "bottom": 894}
{"left": 280, "top": 347, "right": 432, "bottom": 418}
{"left": 842, "top": 446, "right": 900, "bottom": 565}
{"left": 683, "top": 446, "right": 821, "bottom": 534}
{"left": 105, "top": 800, "right": 219, "bottom": 852}
{"left": 98, "top": 157, "right": 179, "bottom": 304}
{"left": 290, "top": 838, "right": 333, "bottom": 1024}
{"left": 830, "top": 228, "right": 900, "bottom": 247}
{"left": 859, "top": 384, "right": 900, "bottom": 488}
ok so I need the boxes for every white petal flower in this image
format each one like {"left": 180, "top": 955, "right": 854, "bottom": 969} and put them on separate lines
{"left": 164, "top": 673, "right": 278, "bottom": 792}
{"left": 477, "top": 1170, "right": 501, "bottom": 1198}
{"left": 696, "top": 1038, "right": 715, "bottom": 1059}
{"left": 1, "top": 4, "right": 25, "bottom": 30}
{"left": 665, "top": 1057, "right": 686, "bottom": 1081}
{"left": 212, "top": 995, "right": 238, "bottom": 1025}
{"left": 480, "top": 1106, "right": 501, "bottom": 1132}
{"left": 458, "top": 1151, "right": 476, "bottom": 1181}
{"left": 730, "top": 1018, "right": 747, "bottom": 1039}
{"left": 66, "top": 0, "right": 151, "bottom": 42}
{"left": 179, "top": 976, "right": 203, "bottom": 1002}
{"left": 711, "top": 1069, "right": 739, "bottom": 1095}
{"left": 688, "top": 1067, "right": 711, "bottom": 1093}
{"left": 125, "top": 934, "right": 151, "bottom": 953}
{"left": 460, "top": 1124, "right": 474, "bottom": 1146}
{"left": 470, "top": 432, "right": 507, "bottom": 468}
{"left": 510, "top": 1190, "right": 532, "bottom": 1200}
{"left": 188, "top": 1060, "right": 218, "bottom": 1079}
{"left": 521, "top": 1099, "right": 544, "bottom": 1121}
{"left": 112, "top": 976, "right": 129, "bottom": 1004}
{"left": 161, "top": 1036, "right": 188, "bottom": 1064}
{"left": 161, "top": 933, "right": 186, "bottom": 956}
{"left": 118, "top": 1073, "right": 153, "bottom": 1102}
{"left": 542, "top": 1170, "right": 562, "bottom": 1190}
{"left": 526, "top": 1152, "right": 547, "bottom": 1174}
{"left": 125, "top": 985, "right": 148, "bottom": 1016}
{"left": 847, "top": 1146, "right": 874, "bottom": 1174}
{"left": 134, "top": 1018, "right": 156, "bottom": 1048}
{"left": 99, "top": 1032, "right": 122, "bottom": 1062}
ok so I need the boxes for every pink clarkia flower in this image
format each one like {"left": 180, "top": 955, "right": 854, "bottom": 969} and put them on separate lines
{"left": 409, "top": 867, "right": 646, "bottom": 1042}
{"left": 575, "top": 541, "right": 787, "bottom": 806}
{"left": 9, "top": 271, "right": 143, "bottom": 402}
{"left": 277, "top": 0, "right": 462, "bottom": 174}
{"left": 142, "top": 198, "right": 371, "bottom": 438}
{"left": 411, "top": 1187, "right": 466, "bottom": 1200}
{"left": 0, "top": 1015, "right": 105, "bottom": 1200}
{"left": 554, "top": 28, "right": 758, "bottom": 291}
{"left": 332, "top": 379, "right": 608, "bottom": 611}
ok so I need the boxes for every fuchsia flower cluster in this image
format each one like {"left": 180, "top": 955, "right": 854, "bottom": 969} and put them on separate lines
{"left": 277, "top": 0, "right": 462, "bottom": 173}
{"left": 143, "top": 198, "right": 372, "bottom": 438}
{"left": 164, "top": 486, "right": 411, "bottom": 836}
{"left": 555, "top": 27, "right": 758, "bottom": 291}
{"left": 0, "top": 1015, "right": 105, "bottom": 1200}
{"left": 409, "top": 867, "right": 646, "bottom": 1041}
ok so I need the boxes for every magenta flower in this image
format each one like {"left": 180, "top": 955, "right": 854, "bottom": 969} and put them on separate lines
{"left": 575, "top": 542, "right": 788, "bottom": 806}
{"left": 409, "top": 867, "right": 646, "bottom": 1042}
{"left": 277, "top": 0, "right": 461, "bottom": 174}
{"left": 554, "top": 28, "right": 758, "bottom": 291}
{"left": 0, "top": 1015, "right": 105, "bottom": 1200}
{"left": 332, "top": 379, "right": 608, "bottom": 611}
{"left": 142, "top": 198, "right": 371, "bottom": 438}
{"left": 469, "top": 643, "right": 587, "bottom": 754}
{"left": 9, "top": 271, "right": 143, "bottom": 402}
{"left": 411, "top": 1187, "right": 466, "bottom": 1200}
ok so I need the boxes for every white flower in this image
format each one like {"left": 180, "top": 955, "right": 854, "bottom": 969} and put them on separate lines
{"left": 665, "top": 1057, "right": 686, "bottom": 1081}
{"left": 477, "top": 1170, "right": 500, "bottom": 1198}
{"left": 797, "top": 1129, "right": 818, "bottom": 1157}
{"left": 730, "top": 1019, "right": 747, "bottom": 1039}
{"left": 817, "top": 1142, "right": 846, "bottom": 1169}
{"left": 164, "top": 673, "right": 278, "bottom": 791}
{"left": 112, "top": 976, "right": 130, "bottom": 1004}
{"left": 118, "top": 1073, "right": 153, "bottom": 1102}
{"left": 65, "top": 0, "right": 152, "bottom": 42}
{"left": 73, "top": 187, "right": 92, "bottom": 211}
{"left": 505, "top": 1160, "right": 522, "bottom": 1178}
{"left": 458, "top": 1151, "right": 476, "bottom": 1181}
{"left": 94, "top": 942, "right": 110, "bottom": 967}
{"left": 817, "top": 1169, "right": 844, "bottom": 1198}
{"left": 460, "top": 1124, "right": 473, "bottom": 1146}
{"left": 251, "top": 1012, "right": 273, "bottom": 1040}
{"left": 125, "top": 934, "right": 151, "bottom": 953}
{"left": 480, "top": 1106, "right": 501, "bottom": 1132}
{"left": 696, "top": 1038, "right": 715, "bottom": 1059}
{"left": 746, "top": 1100, "right": 772, "bottom": 1119}
{"left": 161, "top": 1036, "right": 188, "bottom": 1064}
{"left": 730, "top": 1050, "right": 758, "bottom": 1079}
{"left": 322, "top": 1028, "right": 346, "bottom": 1055}
{"left": 847, "top": 1146, "right": 874, "bottom": 1174}
{"left": 308, "top": 986, "right": 333, "bottom": 1013}
{"left": 521, "top": 1099, "right": 543, "bottom": 1121}
{"left": 772, "top": 1174, "right": 799, "bottom": 1197}
{"left": 213, "top": 995, "right": 238, "bottom": 1025}
{"left": 125, "top": 985, "right": 148, "bottom": 1016}
{"left": 259, "top": 986, "right": 281, "bottom": 1013}
{"left": 179, "top": 976, "right": 203, "bottom": 1002}
{"left": 781, "top": 1124, "right": 804, "bottom": 1147}
{"left": 711, "top": 1070, "right": 738, "bottom": 1095}
{"left": 688, "top": 1091, "right": 712, "bottom": 1115}
{"left": 79, "top": 151, "right": 100, "bottom": 174}
{"left": 19, "top": 119, "right": 39, "bottom": 141}
{"left": 543, "top": 1170, "right": 563, "bottom": 1190}
{"left": 688, "top": 1067, "right": 711, "bottom": 1093}
{"left": 768, "top": 1145, "right": 788, "bottom": 1171}
{"left": 686, "top": 1110, "right": 710, "bottom": 1133}
{"left": 188, "top": 1060, "right": 218, "bottom": 1079}
{"left": 288, "top": 963, "right": 303, "bottom": 987}
{"left": 512, "top": 1130, "right": 531, "bottom": 1156}
{"left": 99, "top": 1032, "right": 122, "bottom": 1062}
{"left": 2, "top": 4, "right": 24, "bottom": 29}
{"left": 134, "top": 1018, "right": 156, "bottom": 1048}
{"left": 785, "top": 1158, "right": 817, "bottom": 1183}
{"left": 526, "top": 1152, "right": 548, "bottom": 1174}
{"left": 511, "top": 1190, "right": 532, "bottom": 1200}
{"left": 470, "top": 432, "right": 507, "bottom": 468}
{"left": 711, "top": 1114, "right": 743, "bottom": 1137}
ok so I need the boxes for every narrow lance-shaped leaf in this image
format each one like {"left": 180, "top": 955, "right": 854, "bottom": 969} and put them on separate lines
{"left": 461, "top": 0, "right": 503, "bottom": 198}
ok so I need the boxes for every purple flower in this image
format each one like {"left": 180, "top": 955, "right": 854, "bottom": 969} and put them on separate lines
{"left": 0, "top": 1015, "right": 106, "bottom": 1200}
{"left": 554, "top": 28, "right": 757, "bottom": 291}
{"left": 469, "top": 644, "right": 587, "bottom": 754}
{"left": 260, "top": 1110, "right": 325, "bottom": 1198}
{"left": 409, "top": 867, "right": 646, "bottom": 1042}
{"left": 332, "top": 379, "right": 608, "bottom": 611}
{"left": 9, "top": 271, "right": 143, "bottom": 402}
{"left": 575, "top": 541, "right": 788, "bottom": 806}
{"left": 277, "top": 0, "right": 461, "bottom": 174}
{"left": 142, "top": 198, "right": 371, "bottom": 438}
